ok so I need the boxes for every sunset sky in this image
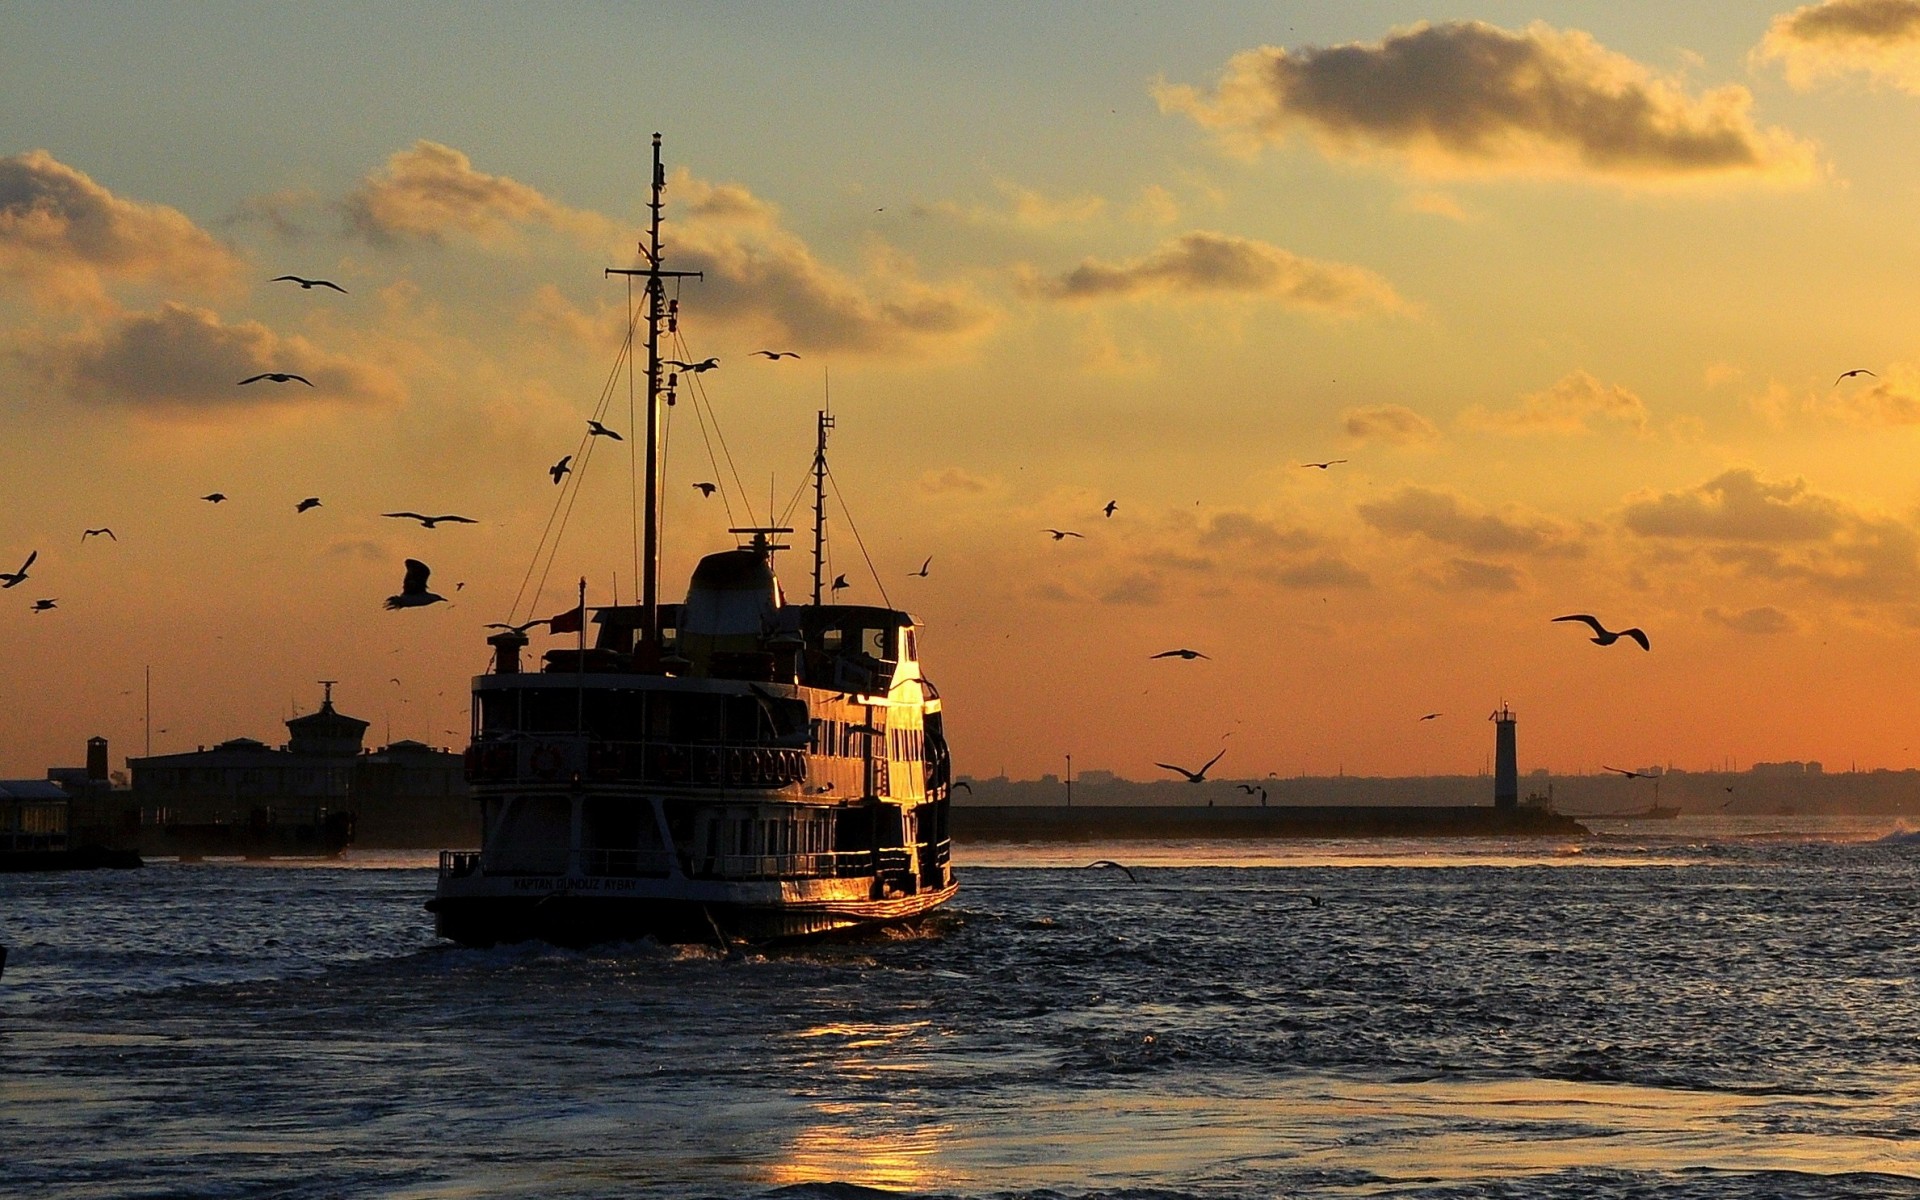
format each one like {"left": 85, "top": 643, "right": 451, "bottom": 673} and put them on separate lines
{"left": 8, "top": 1, "right": 1920, "bottom": 782}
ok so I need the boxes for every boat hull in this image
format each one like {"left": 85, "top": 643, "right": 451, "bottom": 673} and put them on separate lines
{"left": 427, "top": 881, "right": 957, "bottom": 947}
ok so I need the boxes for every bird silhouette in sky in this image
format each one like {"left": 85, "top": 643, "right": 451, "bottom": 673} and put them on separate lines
{"left": 1300, "top": 459, "right": 1348, "bottom": 470}
{"left": 664, "top": 357, "right": 719, "bottom": 373}
{"left": 239, "top": 372, "right": 313, "bottom": 386}
{"left": 692, "top": 482, "right": 717, "bottom": 496}
{"left": 1156, "top": 747, "right": 1227, "bottom": 782}
{"left": 81, "top": 528, "right": 115, "bottom": 542}
{"left": 549, "top": 455, "right": 572, "bottom": 484}
{"left": 385, "top": 559, "right": 447, "bottom": 609}
{"left": 830, "top": 574, "right": 850, "bottom": 593}
{"left": 952, "top": 780, "right": 973, "bottom": 793}
{"left": 1601, "top": 765, "right": 1655, "bottom": 779}
{"left": 752, "top": 350, "right": 800, "bottom": 360}
{"left": 1087, "top": 859, "right": 1138, "bottom": 881}
{"left": 1, "top": 550, "right": 36, "bottom": 588}
{"left": 586, "top": 420, "right": 623, "bottom": 440}
{"left": 1103, "top": 500, "right": 1118, "bottom": 518}
{"left": 270, "top": 275, "right": 347, "bottom": 293}
{"left": 484, "top": 618, "right": 550, "bottom": 635}
{"left": 910, "top": 556, "right": 932, "bottom": 578}
{"left": 295, "top": 497, "right": 322, "bottom": 513}
{"left": 30, "top": 598, "right": 56, "bottom": 613}
{"left": 1150, "top": 648, "right": 1208, "bottom": 660}
{"left": 1835, "top": 368, "right": 1877, "bottom": 386}
{"left": 1553, "top": 613, "right": 1650, "bottom": 650}
{"left": 382, "top": 512, "right": 477, "bottom": 528}
{"left": 201, "top": 492, "right": 227, "bottom": 503}
{"left": 1236, "top": 783, "right": 1258, "bottom": 794}
{"left": 1044, "top": 528, "right": 1084, "bottom": 540}
{"left": 1420, "top": 712, "right": 1442, "bottom": 721}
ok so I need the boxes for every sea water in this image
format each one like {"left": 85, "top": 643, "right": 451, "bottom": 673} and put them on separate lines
{"left": 6, "top": 817, "right": 1920, "bottom": 1198}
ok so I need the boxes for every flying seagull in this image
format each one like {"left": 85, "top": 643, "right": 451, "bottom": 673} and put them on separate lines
{"left": 484, "top": 618, "right": 551, "bottom": 635}
{"left": 81, "top": 528, "right": 116, "bottom": 542}
{"left": 0, "top": 550, "right": 36, "bottom": 588}
{"left": 830, "top": 574, "right": 850, "bottom": 593}
{"left": 30, "top": 598, "right": 56, "bottom": 613}
{"left": 1420, "top": 712, "right": 1442, "bottom": 721}
{"left": 586, "top": 420, "right": 623, "bottom": 440}
{"left": 270, "top": 275, "right": 347, "bottom": 293}
{"left": 664, "top": 357, "right": 720, "bottom": 373}
{"left": 1601, "top": 765, "right": 1656, "bottom": 779}
{"left": 1044, "top": 528, "right": 1084, "bottom": 541}
{"left": 751, "top": 350, "right": 800, "bottom": 360}
{"left": 382, "top": 512, "right": 478, "bottom": 529}
{"left": 1087, "top": 859, "right": 1138, "bottom": 882}
{"left": 952, "top": 780, "right": 973, "bottom": 793}
{"left": 1552, "top": 613, "right": 1650, "bottom": 650}
{"left": 550, "top": 455, "right": 572, "bottom": 484}
{"left": 1236, "top": 783, "right": 1258, "bottom": 794}
{"left": 238, "top": 372, "right": 313, "bottom": 386}
{"left": 1155, "top": 747, "right": 1227, "bottom": 783}
{"left": 910, "top": 556, "right": 932, "bottom": 578}
{"left": 1103, "top": 500, "right": 1118, "bottom": 518}
{"left": 295, "top": 497, "right": 322, "bottom": 513}
{"left": 385, "top": 559, "right": 447, "bottom": 610}
{"left": 692, "top": 482, "right": 717, "bottom": 496}
{"left": 1150, "top": 648, "right": 1208, "bottom": 660}
{"left": 1835, "top": 368, "right": 1877, "bottom": 386}
{"left": 201, "top": 493, "right": 227, "bottom": 503}
{"left": 1301, "top": 459, "right": 1348, "bottom": 469}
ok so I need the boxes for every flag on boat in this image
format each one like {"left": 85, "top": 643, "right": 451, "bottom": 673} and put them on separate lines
{"left": 548, "top": 603, "right": 585, "bottom": 634}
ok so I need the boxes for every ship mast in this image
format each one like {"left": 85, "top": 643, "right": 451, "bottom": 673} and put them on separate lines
{"left": 810, "top": 408, "right": 834, "bottom": 605}
{"left": 606, "top": 133, "right": 700, "bottom": 649}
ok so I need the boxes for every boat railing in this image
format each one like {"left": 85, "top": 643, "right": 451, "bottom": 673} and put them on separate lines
{"left": 580, "top": 848, "right": 676, "bottom": 878}
{"left": 690, "top": 849, "right": 880, "bottom": 880}
{"left": 467, "top": 736, "right": 807, "bottom": 791}
{"left": 440, "top": 850, "right": 481, "bottom": 880}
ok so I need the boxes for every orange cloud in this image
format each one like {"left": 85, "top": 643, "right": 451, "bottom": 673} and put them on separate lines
{"left": 25, "top": 301, "right": 404, "bottom": 412}
{"left": 667, "top": 169, "right": 997, "bottom": 356}
{"left": 343, "top": 141, "right": 616, "bottom": 246}
{"left": 1344, "top": 403, "right": 1440, "bottom": 445}
{"left": 1462, "top": 370, "right": 1649, "bottom": 436}
{"left": 1623, "top": 468, "right": 1920, "bottom": 602}
{"left": 1157, "top": 21, "right": 1819, "bottom": 185}
{"left": 1028, "top": 230, "right": 1407, "bottom": 315}
{"left": 1757, "top": 0, "right": 1920, "bottom": 92}
{"left": 0, "top": 150, "right": 243, "bottom": 308}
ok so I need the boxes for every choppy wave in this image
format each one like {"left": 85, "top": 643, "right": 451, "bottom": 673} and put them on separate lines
{"left": 6, "top": 837, "right": 1920, "bottom": 1198}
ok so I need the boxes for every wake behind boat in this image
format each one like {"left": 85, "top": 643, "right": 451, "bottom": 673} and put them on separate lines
{"left": 428, "top": 137, "right": 956, "bottom": 947}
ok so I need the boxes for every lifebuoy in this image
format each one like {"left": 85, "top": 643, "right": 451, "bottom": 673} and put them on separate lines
{"left": 725, "top": 747, "right": 746, "bottom": 785}
{"left": 529, "top": 742, "right": 566, "bottom": 780}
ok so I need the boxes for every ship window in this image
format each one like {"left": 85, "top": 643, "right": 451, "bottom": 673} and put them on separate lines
{"left": 905, "top": 630, "right": 918, "bottom": 659}
{"left": 822, "top": 628, "right": 843, "bottom": 651}
{"left": 862, "top": 628, "right": 887, "bottom": 660}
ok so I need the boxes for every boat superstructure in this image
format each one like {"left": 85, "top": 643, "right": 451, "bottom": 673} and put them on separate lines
{"left": 429, "top": 137, "right": 956, "bottom": 946}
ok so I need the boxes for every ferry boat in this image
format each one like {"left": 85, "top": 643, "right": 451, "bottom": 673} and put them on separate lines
{"left": 428, "top": 137, "right": 957, "bottom": 947}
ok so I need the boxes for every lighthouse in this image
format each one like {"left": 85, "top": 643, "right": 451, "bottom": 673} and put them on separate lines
{"left": 1491, "top": 703, "right": 1518, "bottom": 809}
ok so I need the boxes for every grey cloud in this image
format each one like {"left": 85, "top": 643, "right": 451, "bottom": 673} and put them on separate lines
{"left": 27, "top": 301, "right": 402, "bottom": 411}
{"left": 1622, "top": 468, "right": 1845, "bottom": 542}
{"left": 1030, "top": 230, "right": 1406, "bottom": 315}
{"left": 1159, "top": 21, "right": 1818, "bottom": 183}
{"left": 1359, "top": 486, "right": 1582, "bottom": 556}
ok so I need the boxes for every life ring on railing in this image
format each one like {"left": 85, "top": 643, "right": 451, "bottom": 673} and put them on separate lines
{"left": 529, "top": 742, "right": 566, "bottom": 780}
{"left": 725, "top": 747, "right": 746, "bottom": 786}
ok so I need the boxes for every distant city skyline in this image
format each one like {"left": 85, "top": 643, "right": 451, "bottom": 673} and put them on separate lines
{"left": 8, "top": 3, "right": 1920, "bottom": 779}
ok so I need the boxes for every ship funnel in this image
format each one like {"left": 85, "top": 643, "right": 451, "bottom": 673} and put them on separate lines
{"left": 683, "top": 549, "right": 782, "bottom": 635}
